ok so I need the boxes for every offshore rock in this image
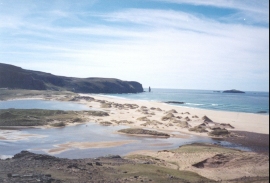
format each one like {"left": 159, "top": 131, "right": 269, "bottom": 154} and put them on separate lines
{"left": 223, "top": 89, "right": 245, "bottom": 93}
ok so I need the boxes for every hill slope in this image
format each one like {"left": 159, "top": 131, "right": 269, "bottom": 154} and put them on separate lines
{"left": 0, "top": 63, "right": 143, "bottom": 93}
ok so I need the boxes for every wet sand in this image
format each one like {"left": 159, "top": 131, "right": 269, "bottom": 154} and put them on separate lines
{"left": 226, "top": 131, "right": 269, "bottom": 154}
{"left": 47, "top": 140, "right": 137, "bottom": 154}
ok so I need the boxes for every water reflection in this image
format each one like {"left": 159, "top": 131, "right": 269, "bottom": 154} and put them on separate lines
{"left": 0, "top": 99, "right": 89, "bottom": 110}
{"left": 0, "top": 122, "right": 244, "bottom": 159}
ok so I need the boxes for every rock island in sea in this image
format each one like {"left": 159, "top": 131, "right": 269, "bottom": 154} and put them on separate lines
{"left": 223, "top": 89, "right": 245, "bottom": 93}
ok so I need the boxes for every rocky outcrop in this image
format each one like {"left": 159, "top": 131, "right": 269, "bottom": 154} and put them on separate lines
{"left": 223, "top": 89, "right": 245, "bottom": 93}
{"left": 0, "top": 63, "right": 143, "bottom": 93}
{"left": 164, "top": 101, "right": 185, "bottom": 104}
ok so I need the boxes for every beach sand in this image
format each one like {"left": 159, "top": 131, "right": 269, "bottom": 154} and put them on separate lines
{"left": 76, "top": 94, "right": 269, "bottom": 134}
{"left": 45, "top": 140, "right": 137, "bottom": 155}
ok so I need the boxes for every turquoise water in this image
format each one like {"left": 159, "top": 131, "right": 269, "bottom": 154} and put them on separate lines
{"left": 103, "top": 89, "right": 269, "bottom": 114}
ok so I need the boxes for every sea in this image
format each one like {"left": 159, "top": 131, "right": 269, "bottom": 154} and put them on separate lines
{"left": 102, "top": 88, "right": 269, "bottom": 114}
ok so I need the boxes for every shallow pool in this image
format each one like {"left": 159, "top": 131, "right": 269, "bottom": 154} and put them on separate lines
{"left": 0, "top": 99, "right": 89, "bottom": 111}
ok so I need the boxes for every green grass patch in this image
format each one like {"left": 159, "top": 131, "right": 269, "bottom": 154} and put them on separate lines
{"left": 113, "top": 164, "right": 215, "bottom": 183}
{"left": 0, "top": 109, "right": 83, "bottom": 126}
{"left": 171, "top": 143, "right": 240, "bottom": 154}
{"left": 50, "top": 122, "right": 66, "bottom": 127}
{"left": 118, "top": 128, "right": 170, "bottom": 137}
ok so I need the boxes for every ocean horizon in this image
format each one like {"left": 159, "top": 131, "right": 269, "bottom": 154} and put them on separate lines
{"left": 100, "top": 88, "right": 269, "bottom": 114}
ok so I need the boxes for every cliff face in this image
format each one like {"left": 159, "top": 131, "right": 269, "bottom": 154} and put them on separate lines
{"left": 0, "top": 63, "right": 143, "bottom": 93}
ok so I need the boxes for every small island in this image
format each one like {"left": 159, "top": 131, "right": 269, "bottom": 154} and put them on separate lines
{"left": 222, "top": 89, "right": 245, "bottom": 93}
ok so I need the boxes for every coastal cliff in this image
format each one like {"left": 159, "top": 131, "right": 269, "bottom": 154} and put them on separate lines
{"left": 0, "top": 63, "right": 143, "bottom": 93}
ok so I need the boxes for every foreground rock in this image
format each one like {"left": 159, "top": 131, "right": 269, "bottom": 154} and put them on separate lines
{"left": 0, "top": 149, "right": 215, "bottom": 183}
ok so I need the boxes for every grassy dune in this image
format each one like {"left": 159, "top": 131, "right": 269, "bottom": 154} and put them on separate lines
{"left": 0, "top": 109, "right": 109, "bottom": 126}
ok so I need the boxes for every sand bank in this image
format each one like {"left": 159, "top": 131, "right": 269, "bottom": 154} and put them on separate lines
{"left": 45, "top": 140, "right": 137, "bottom": 155}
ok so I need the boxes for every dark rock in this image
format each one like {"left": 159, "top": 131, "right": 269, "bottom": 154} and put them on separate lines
{"left": 164, "top": 101, "right": 185, "bottom": 104}
{"left": 257, "top": 111, "right": 267, "bottom": 114}
{"left": 13, "top": 150, "right": 59, "bottom": 161}
{"left": 95, "top": 162, "right": 102, "bottom": 166}
{"left": 105, "top": 155, "right": 121, "bottom": 159}
{"left": 67, "top": 164, "right": 78, "bottom": 168}
{"left": 223, "top": 89, "right": 245, "bottom": 93}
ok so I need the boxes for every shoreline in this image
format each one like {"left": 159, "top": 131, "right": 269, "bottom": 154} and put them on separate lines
{"left": 91, "top": 93, "right": 269, "bottom": 115}
{"left": 79, "top": 93, "right": 269, "bottom": 134}
{"left": 2, "top": 91, "right": 269, "bottom": 116}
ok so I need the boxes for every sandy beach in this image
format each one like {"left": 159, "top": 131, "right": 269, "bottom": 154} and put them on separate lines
{"left": 77, "top": 94, "right": 269, "bottom": 135}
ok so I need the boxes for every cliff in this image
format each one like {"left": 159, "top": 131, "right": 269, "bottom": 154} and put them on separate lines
{"left": 0, "top": 63, "right": 143, "bottom": 93}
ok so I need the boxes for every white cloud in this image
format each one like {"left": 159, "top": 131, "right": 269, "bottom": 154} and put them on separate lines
{"left": 0, "top": 1, "right": 268, "bottom": 91}
{"left": 154, "top": 0, "right": 269, "bottom": 24}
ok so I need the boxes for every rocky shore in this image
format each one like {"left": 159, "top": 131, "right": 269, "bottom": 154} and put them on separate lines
{"left": 0, "top": 143, "right": 269, "bottom": 183}
{"left": 0, "top": 147, "right": 214, "bottom": 183}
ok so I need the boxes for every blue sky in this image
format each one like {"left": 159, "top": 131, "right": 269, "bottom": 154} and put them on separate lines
{"left": 0, "top": 0, "right": 269, "bottom": 91}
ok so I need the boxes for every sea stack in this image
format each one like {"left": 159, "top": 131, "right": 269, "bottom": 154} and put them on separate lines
{"left": 149, "top": 86, "right": 151, "bottom": 92}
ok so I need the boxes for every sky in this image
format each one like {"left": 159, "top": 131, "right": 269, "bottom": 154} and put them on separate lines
{"left": 0, "top": 0, "right": 269, "bottom": 91}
